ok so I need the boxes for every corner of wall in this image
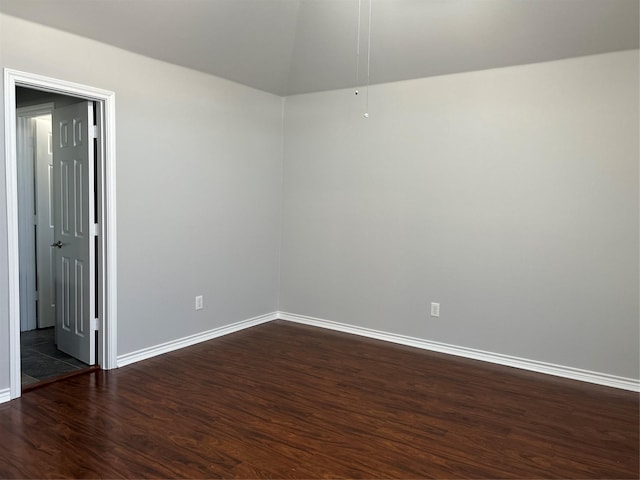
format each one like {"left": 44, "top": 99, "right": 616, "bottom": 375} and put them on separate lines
{"left": 276, "top": 96, "right": 287, "bottom": 312}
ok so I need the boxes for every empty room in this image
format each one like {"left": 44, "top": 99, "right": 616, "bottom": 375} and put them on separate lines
{"left": 0, "top": 0, "right": 638, "bottom": 478}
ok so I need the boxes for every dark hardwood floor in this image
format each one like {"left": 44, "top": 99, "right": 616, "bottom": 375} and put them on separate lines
{"left": 0, "top": 320, "right": 637, "bottom": 478}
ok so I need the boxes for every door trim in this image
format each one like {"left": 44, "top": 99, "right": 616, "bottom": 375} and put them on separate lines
{"left": 3, "top": 69, "right": 118, "bottom": 400}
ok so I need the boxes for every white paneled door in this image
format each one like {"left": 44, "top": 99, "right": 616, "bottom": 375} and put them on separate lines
{"left": 52, "top": 102, "right": 96, "bottom": 365}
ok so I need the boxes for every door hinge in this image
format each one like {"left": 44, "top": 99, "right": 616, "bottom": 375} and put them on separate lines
{"left": 89, "top": 125, "right": 98, "bottom": 139}
{"left": 92, "top": 223, "right": 99, "bottom": 236}
{"left": 91, "top": 318, "right": 100, "bottom": 331}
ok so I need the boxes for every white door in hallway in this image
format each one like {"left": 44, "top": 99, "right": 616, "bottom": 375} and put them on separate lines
{"left": 52, "top": 102, "right": 96, "bottom": 365}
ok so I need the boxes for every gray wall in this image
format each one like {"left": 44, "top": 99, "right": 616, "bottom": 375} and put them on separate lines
{"left": 0, "top": 13, "right": 283, "bottom": 390}
{"left": 280, "top": 50, "right": 640, "bottom": 379}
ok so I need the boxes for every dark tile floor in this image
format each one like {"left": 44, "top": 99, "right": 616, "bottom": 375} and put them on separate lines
{"left": 21, "top": 328, "right": 88, "bottom": 387}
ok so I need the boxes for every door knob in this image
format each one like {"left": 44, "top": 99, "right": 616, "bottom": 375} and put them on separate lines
{"left": 51, "top": 241, "right": 64, "bottom": 248}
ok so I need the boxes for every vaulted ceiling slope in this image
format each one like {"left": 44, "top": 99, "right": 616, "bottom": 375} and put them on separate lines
{"left": 1, "top": 0, "right": 638, "bottom": 96}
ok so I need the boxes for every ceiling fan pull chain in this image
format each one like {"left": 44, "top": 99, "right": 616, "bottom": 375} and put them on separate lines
{"left": 355, "top": 0, "right": 362, "bottom": 96}
{"left": 364, "top": 0, "right": 372, "bottom": 118}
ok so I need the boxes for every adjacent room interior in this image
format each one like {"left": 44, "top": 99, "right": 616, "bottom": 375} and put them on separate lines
{"left": 0, "top": 0, "right": 638, "bottom": 478}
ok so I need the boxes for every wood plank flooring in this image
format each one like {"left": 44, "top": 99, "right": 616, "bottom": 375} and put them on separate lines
{"left": 0, "top": 320, "right": 637, "bottom": 478}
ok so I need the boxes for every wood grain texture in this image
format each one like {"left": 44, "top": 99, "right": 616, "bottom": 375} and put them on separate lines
{"left": 0, "top": 320, "right": 637, "bottom": 478}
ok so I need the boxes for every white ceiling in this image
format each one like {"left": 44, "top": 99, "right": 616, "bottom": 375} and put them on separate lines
{"left": 0, "top": 0, "right": 638, "bottom": 96}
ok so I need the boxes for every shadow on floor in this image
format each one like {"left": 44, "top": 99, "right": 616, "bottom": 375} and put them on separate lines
{"left": 21, "top": 328, "right": 88, "bottom": 387}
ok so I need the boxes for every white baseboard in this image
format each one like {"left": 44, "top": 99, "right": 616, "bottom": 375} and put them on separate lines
{"left": 278, "top": 311, "right": 640, "bottom": 392}
{"left": 4, "top": 309, "right": 632, "bottom": 404}
{"left": 0, "top": 388, "right": 11, "bottom": 404}
{"left": 117, "top": 312, "right": 278, "bottom": 368}
{"left": 111, "top": 309, "right": 639, "bottom": 392}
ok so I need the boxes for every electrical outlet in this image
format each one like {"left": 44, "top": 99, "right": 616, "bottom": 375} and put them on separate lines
{"left": 430, "top": 302, "right": 440, "bottom": 318}
{"left": 195, "top": 295, "right": 204, "bottom": 310}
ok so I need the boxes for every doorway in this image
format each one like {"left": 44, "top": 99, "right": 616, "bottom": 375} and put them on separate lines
{"left": 16, "top": 94, "right": 94, "bottom": 387}
{"left": 4, "top": 69, "right": 118, "bottom": 401}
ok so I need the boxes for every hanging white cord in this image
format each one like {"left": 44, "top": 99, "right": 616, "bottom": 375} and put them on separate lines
{"left": 364, "top": 0, "right": 372, "bottom": 118}
{"left": 355, "top": 0, "right": 362, "bottom": 95}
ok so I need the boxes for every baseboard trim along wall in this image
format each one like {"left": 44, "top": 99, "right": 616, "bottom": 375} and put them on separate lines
{"left": 0, "top": 388, "right": 10, "bottom": 404}
{"left": 277, "top": 312, "right": 640, "bottom": 392}
{"left": 112, "top": 310, "right": 638, "bottom": 392}
{"left": 116, "top": 312, "right": 278, "bottom": 368}
{"left": 1, "top": 311, "right": 636, "bottom": 403}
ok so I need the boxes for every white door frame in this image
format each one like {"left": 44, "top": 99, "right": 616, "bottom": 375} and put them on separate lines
{"left": 4, "top": 68, "right": 118, "bottom": 400}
